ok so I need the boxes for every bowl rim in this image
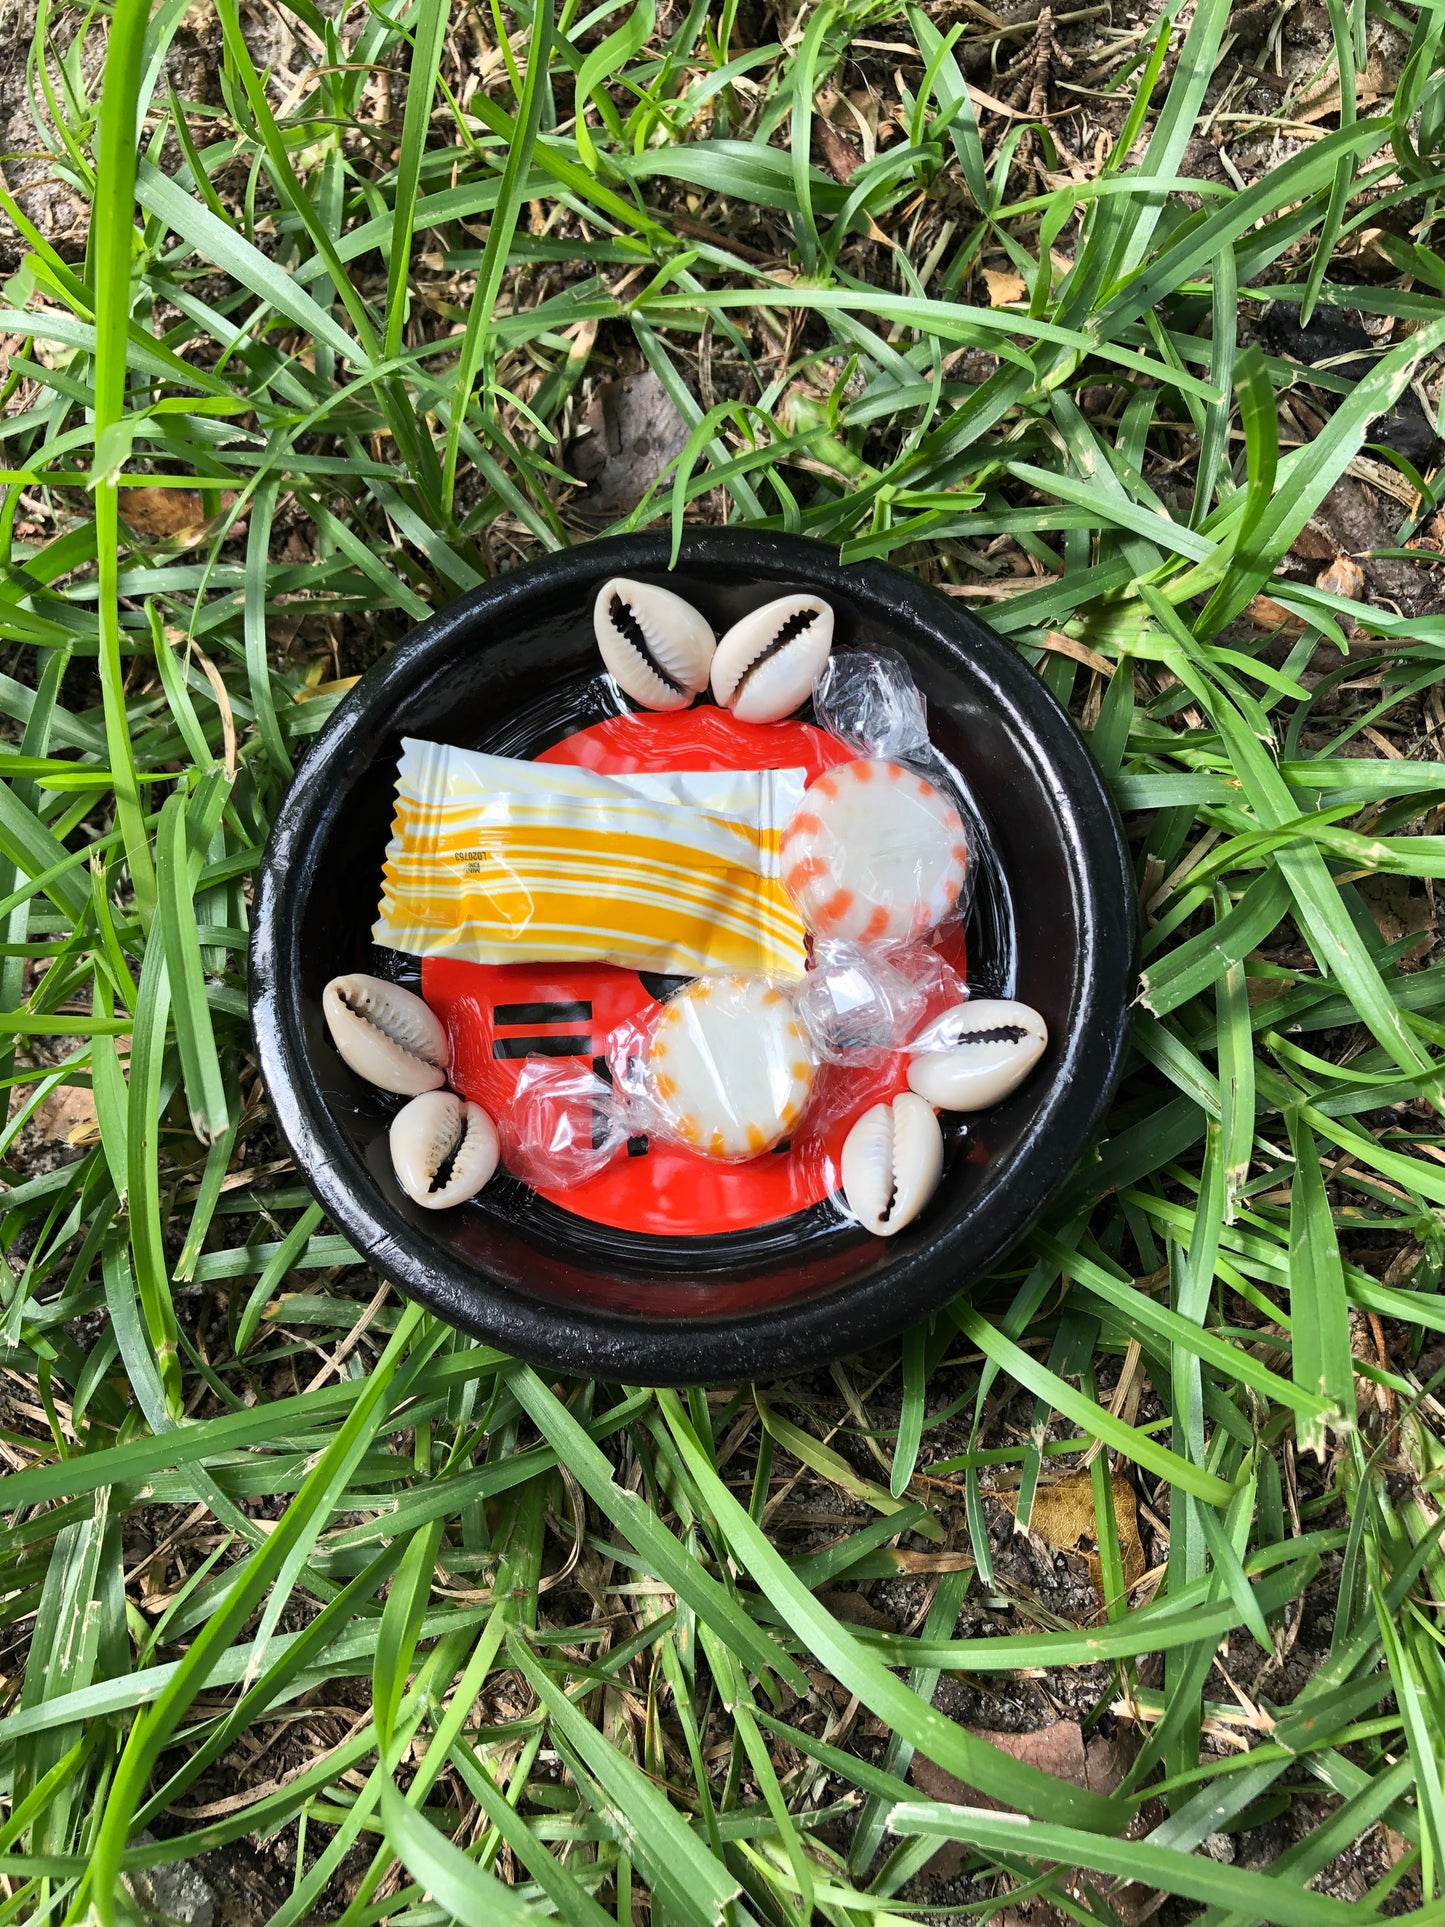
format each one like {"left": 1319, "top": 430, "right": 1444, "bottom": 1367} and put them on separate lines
{"left": 250, "top": 529, "right": 1136, "bottom": 1383}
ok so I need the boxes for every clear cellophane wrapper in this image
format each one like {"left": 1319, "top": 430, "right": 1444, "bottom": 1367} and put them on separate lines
{"left": 795, "top": 940, "right": 963, "bottom": 1067}
{"left": 497, "top": 1059, "right": 628, "bottom": 1189}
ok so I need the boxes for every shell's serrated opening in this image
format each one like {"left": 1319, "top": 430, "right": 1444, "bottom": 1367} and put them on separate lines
{"left": 344, "top": 987, "right": 438, "bottom": 1065}
{"left": 609, "top": 593, "right": 686, "bottom": 694}
{"left": 341, "top": 989, "right": 396, "bottom": 1044}
{"left": 877, "top": 1105, "right": 899, "bottom": 1225}
{"left": 427, "top": 1107, "right": 466, "bottom": 1192}
{"left": 734, "top": 606, "right": 820, "bottom": 700}
{"left": 953, "top": 1023, "right": 1030, "bottom": 1048}
{"left": 776, "top": 606, "right": 821, "bottom": 646}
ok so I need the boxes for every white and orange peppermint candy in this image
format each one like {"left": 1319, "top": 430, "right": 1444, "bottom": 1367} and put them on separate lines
{"left": 781, "top": 758, "right": 967, "bottom": 943}
{"left": 643, "top": 974, "right": 817, "bottom": 1160}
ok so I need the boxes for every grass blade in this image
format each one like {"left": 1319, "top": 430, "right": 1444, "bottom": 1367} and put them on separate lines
{"left": 656, "top": 1390, "right": 1130, "bottom": 1834}
{"left": 377, "top": 1778, "right": 543, "bottom": 1925}
{"left": 155, "top": 785, "right": 229, "bottom": 1142}
{"left": 90, "top": 0, "right": 157, "bottom": 922}
{"left": 886, "top": 1800, "right": 1381, "bottom": 1925}
{"left": 441, "top": 0, "right": 555, "bottom": 515}
{"left": 1285, "top": 1109, "right": 1357, "bottom": 1458}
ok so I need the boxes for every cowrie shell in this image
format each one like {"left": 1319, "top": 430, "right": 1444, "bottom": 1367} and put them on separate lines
{"left": 322, "top": 974, "right": 448, "bottom": 1095}
{"left": 711, "top": 594, "right": 834, "bottom": 724}
{"left": 594, "top": 577, "right": 715, "bottom": 711}
{"left": 906, "top": 1000, "right": 1047, "bottom": 1112}
{"left": 390, "top": 1090, "right": 499, "bottom": 1209}
{"left": 841, "top": 1092, "right": 943, "bottom": 1237}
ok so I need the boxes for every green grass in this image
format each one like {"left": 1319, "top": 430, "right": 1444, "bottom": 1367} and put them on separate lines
{"left": 1, "top": 0, "right": 1444, "bottom": 1919}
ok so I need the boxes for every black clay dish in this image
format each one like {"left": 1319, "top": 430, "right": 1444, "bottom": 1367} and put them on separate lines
{"left": 250, "top": 531, "right": 1135, "bottom": 1384}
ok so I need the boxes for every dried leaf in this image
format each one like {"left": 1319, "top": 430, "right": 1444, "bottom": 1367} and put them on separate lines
{"left": 912, "top": 1720, "right": 1091, "bottom": 1806}
{"left": 120, "top": 486, "right": 234, "bottom": 542}
{"left": 1292, "top": 55, "right": 1384, "bottom": 124}
{"left": 983, "top": 268, "right": 1027, "bottom": 307}
{"left": 814, "top": 116, "right": 863, "bottom": 184}
{"left": 816, "top": 1589, "right": 896, "bottom": 1630}
{"left": 1042, "top": 630, "right": 1115, "bottom": 678}
{"left": 913, "top": 1725, "right": 1147, "bottom": 1906}
{"left": 911, "top": 1722, "right": 1092, "bottom": 1880}
{"left": 295, "top": 676, "right": 360, "bottom": 703}
{"left": 1315, "top": 552, "right": 1364, "bottom": 600}
{"left": 1242, "top": 593, "right": 1306, "bottom": 636}
{"left": 1359, "top": 873, "right": 1436, "bottom": 965}
{"left": 885, "top": 1548, "right": 974, "bottom": 1572}
{"left": 1291, "top": 518, "right": 1337, "bottom": 562}
{"left": 34, "top": 1084, "right": 99, "bottom": 1147}
{"left": 999, "top": 1474, "right": 1146, "bottom": 1605}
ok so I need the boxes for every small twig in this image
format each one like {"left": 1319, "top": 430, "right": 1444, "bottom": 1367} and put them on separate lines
{"left": 302, "top": 1278, "right": 392, "bottom": 1393}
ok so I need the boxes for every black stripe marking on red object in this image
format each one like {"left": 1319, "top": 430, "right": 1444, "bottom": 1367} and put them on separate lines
{"left": 494, "top": 1000, "right": 593, "bottom": 1026}
{"left": 492, "top": 1036, "right": 591, "bottom": 1059}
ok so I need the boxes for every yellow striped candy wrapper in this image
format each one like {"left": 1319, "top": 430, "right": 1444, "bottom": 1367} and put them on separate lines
{"left": 373, "top": 739, "right": 811, "bottom": 979}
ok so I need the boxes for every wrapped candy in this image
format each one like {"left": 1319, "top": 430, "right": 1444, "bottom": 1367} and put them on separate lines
{"left": 375, "top": 739, "right": 810, "bottom": 979}
{"left": 795, "top": 942, "right": 931, "bottom": 1068}
{"left": 611, "top": 973, "right": 819, "bottom": 1162}
{"left": 497, "top": 1060, "right": 628, "bottom": 1188}
{"left": 812, "top": 646, "right": 932, "bottom": 762}
{"left": 783, "top": 651, "right": 980, "bottom": 943}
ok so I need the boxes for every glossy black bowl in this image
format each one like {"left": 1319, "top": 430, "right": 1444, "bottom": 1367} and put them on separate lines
{"left": 250, "top": 531, "right": 1134, "bottom": 1383}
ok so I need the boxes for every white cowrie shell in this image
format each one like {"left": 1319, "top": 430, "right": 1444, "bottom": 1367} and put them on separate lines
{"left": 322, "top": 974, "right": 448, "bottom": 1095}
{"left": 594, "top": 577, "right": 715, "bottom": 711}
{"left": 841, "top": 1092, "right": 943, "bottom": 1237}
{"left": 710, "top": 594, "right": 834, "bottom": 724}
{"left": 390, "top": 1091, "right": 500, "bottom": 1209}
{"left": 906, "top": 999, "right": 1047, "bottom": 1112}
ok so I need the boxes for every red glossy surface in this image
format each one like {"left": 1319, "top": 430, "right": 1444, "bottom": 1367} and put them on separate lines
{"left": 422, "top": 708, "right": 965, "bottom": 1237}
